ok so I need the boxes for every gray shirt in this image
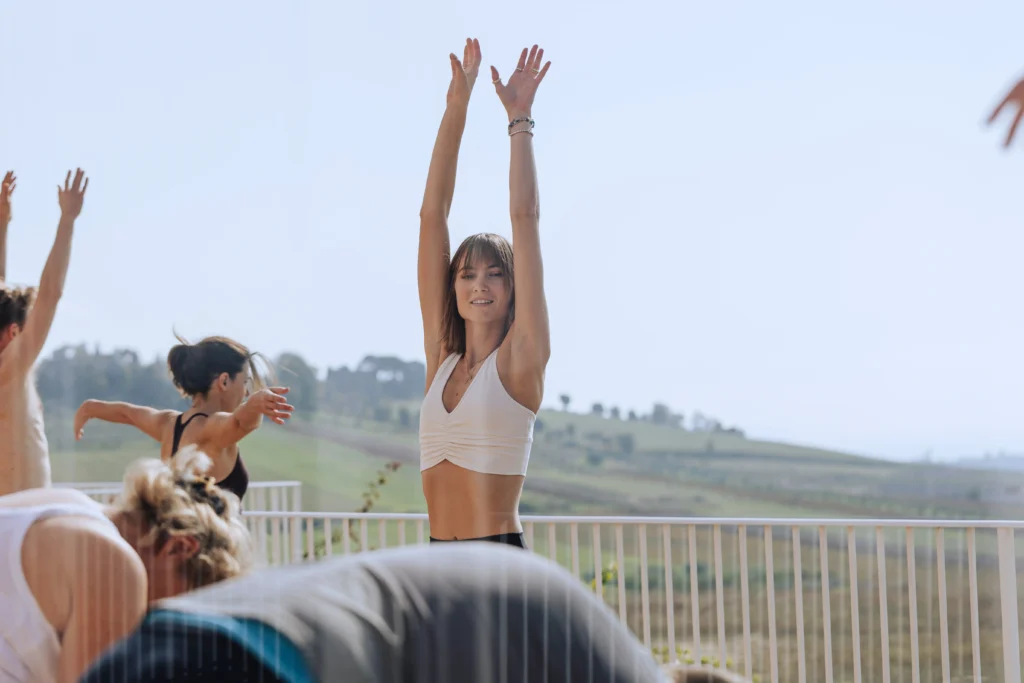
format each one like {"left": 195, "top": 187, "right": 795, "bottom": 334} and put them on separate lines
{"left": 158, "top": 542, "right": 665, "bottom": 682}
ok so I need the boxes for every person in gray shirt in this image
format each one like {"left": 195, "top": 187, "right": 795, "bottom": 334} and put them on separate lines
{"left": 81, "top": 541, "right": 666, "bottom": 683}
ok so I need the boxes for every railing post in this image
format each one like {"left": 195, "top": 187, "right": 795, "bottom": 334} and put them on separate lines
{"left": 997, "top": 527, "right": 1021, "bottom": 683}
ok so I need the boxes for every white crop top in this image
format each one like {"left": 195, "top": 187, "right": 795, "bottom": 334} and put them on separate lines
{"left": 419, "top": 350, "right": 536, "bottom": 476}
{"left": 0, "top": 501, "right": 116, "bottom": 683}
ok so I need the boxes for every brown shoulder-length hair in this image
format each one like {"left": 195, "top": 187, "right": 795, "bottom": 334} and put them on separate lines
{"left": 440, "top": 233, "right": 515, "bottom": 355}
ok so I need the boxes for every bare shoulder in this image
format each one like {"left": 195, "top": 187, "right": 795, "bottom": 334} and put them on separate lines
{"left": 0, "top": 338, "right": 29, "bottom": 383}
{"left": 425, "top": 345, "right": 454, "bottom": 394}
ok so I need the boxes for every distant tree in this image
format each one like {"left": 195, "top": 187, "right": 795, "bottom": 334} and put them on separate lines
{"left": 616, "top": 433, "right": 635, "bottom": 455}
{"left": 534, "top": 418, "right": 545, "bottom": 432}
{"left": 276, "top": 352, "right": 318, "bottom": 416}
{"left": 651, "top": 403, "right": 670, "bottom": 426}
{"left": 373, "top": 405, "right": 392, "bottom": 422}
{"left": 609, "top": 406, "right": 621, "bottom": 420}
{"left": 591, "top": 402, "right": 604, "bottom": 417}
{"left": 669, "top": 412, "right": 684, "bottom": 429}
{"left": 691, "top": 411, "right": 707, "bottom": 431}
{"left": 627, "top": 410, "right": 638, "bottom": 421}
{"left": 560, "top": 394, "right": 571, "bottom": 411}
{"left": 397, "top": 406, "right": 411, "bottom": 428}
{"left": 586, "top": 451, "right": 604, "bottom": 467}
{"left": 565, "top": 423, "right": 576, "bottom": 438}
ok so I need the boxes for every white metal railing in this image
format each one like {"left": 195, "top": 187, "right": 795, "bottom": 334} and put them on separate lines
{"left": 57, "top": 480, "right": 304, "bottom": 513}
{"left": 240, "top": 512, "right": 1024, "bottom": 683}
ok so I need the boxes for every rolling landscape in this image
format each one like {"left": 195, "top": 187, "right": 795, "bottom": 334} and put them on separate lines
{"left": 37, "top": 344, "right": 1024, "bottom": 682}
{"left": 45, "top": 344, "right": 1024, "bottom": 520}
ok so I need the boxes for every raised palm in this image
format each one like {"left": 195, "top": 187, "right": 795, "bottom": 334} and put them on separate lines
{"left": 0, "top": 171, "right": 15, "bottom": 227}
{"left": 447, "top": 38, "right": 481, "bottom": 108}
{"left": 989, "top": 77, "right": 1024, "bottom": 148}
{"left": 57, "top": 168, "right": 88, "bottom": 219}
{"left": 491, "top": 45, "right": 552, "bottom": 120}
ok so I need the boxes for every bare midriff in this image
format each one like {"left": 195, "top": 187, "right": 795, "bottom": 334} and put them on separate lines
{"left": 421, "top": 459, "right": 525, "bottom": 539}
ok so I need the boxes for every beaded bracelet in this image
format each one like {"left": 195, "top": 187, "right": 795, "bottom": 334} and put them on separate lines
{"left": 507, "top": 116, "right": 535, "bottom": 136}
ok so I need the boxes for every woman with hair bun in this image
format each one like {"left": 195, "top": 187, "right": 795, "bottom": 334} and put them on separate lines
{"left": 73, "top": 335, "right": 293, "bottom": 502}
{"left": 0, "top": 445, "right": 252, "bottom": 683}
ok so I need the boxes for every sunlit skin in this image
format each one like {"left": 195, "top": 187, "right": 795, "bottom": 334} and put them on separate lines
{"left": 419, "top": 39, "right": 552, "bottom": 540}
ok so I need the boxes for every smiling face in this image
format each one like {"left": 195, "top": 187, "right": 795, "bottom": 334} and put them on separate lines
{"left": 454, "top": 254, "right": 511, "bottom": 325}
{"left": 441, "top": 233, "right": 516, "bottom": 354}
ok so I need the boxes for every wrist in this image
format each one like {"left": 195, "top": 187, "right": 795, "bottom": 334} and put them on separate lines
{"left": 446, "top": 100, "right": 470, "bottom": 116}
{"left": 507, "top": 110, "right": 531, "bottom": 123}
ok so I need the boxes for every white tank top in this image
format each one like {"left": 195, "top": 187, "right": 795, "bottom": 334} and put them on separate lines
{"left": 0, "top": 369, "right": 51, "bottom": 497}
{"left": 0, "top": 502, "right": 115, "bottom": 683}
{"left": 419, "top": 350, "right": 536, "bottom": 476}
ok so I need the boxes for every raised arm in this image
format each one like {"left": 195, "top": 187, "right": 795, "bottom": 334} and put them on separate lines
{"left": 491, "top": 46, "right": 552, "bottom": 368}
{"left": 419, "top": 39, "right": 480, "bottom": 381}
{"left": 0, "top": 171, "right": 14, "bottom": 282}
{"left": 74, "top": 400, "right": 177, "bottom": 444}
{"left": 10, "top": 169, "right": 87, "bottom": 373}
{"left": 194, "top": 386, "right": 293, "bottom": 452}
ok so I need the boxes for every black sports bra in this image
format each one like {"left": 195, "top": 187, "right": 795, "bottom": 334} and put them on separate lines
{"left": 171, "top": 412, "right": 250, "bottom": 502}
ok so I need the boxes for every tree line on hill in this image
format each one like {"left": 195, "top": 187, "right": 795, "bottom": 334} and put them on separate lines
{"left": 35, "top": 344, "right": 744, "bottom": 440}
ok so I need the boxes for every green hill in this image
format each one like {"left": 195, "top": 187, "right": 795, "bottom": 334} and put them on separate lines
{"left": 47, "top": 408, "right": 1024, "bottom": 519}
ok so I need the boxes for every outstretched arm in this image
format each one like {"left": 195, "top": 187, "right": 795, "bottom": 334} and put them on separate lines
{"left": 491, "top": 46, "right": 552, "bottom": 369}
{"left": 419, "top": 38, "right": 480, "bottom": 383}
{"left": 74, "top": 400, "right": 177, "bottom": 444}
{"left": 10, "top": 169, "right": 88, "bottom": 373}
{"left": 0, "top": 171, "right": 14, "bottom": 282}
{"left": 196, "top": 386, "right": 294, "bottom": 452}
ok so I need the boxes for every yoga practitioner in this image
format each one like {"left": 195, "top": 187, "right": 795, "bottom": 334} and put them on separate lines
{"left": 73, "top": 335, "right": 293, "bottom": 502}
{"left": 417, "top": 39, "right": 552, "bottom": 547}
{"left": 82, "top": 541, "right": 665, "bottom": 683}
{"left": 0, "top": 169, "right": 88, "bottom": 496}
{"left": 0, "top": 446, "right": 251, "bottom": 682}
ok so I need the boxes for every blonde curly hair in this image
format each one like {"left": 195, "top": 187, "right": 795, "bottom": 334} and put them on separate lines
{"left": 115, "top": 445, "right": 253, "bottom": 588}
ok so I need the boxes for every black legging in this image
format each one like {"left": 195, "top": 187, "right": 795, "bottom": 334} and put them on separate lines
{"left": 82, "top": 543, "right": 665, "bottom": 683}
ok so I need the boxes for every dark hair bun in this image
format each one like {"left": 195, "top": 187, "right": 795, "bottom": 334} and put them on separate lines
{"left": 167, "top": 343, "right": 205, "bottom": 396}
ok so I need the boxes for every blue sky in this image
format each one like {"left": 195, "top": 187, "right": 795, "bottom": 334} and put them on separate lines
{"left": 2, "top": 0, "right": 1022, "bottom": 462}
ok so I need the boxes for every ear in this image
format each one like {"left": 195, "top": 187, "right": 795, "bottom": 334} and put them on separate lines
{"left": 217, "top": 372, "right": 230, "bottom": 391}
{"left": 160, "top": 534, "right": 200, "bottom": 561}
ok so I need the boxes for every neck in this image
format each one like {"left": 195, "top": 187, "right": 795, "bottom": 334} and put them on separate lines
{"left": 149, "top": 573, "right": 191, "bottom": 602}
{"left": 463, "top": 321, "right": 504, "bottom": 365}
{"left": 191, "top": 395, "right": 228, "bottom": 414}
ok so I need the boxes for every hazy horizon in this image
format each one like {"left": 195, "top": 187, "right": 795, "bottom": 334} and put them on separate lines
{"left": 4, "top": 0, "right": 1023, "bottom": 464}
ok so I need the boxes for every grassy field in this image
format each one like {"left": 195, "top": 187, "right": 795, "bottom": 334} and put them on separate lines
{"left": 51, "top": 407, "right": 1024, "bottom": 520}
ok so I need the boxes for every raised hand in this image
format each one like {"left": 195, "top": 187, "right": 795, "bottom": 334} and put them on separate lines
{"left": 490, "top": 45, "right": 551, "bottom": 120}
{"left": 447, "top": 38, "right": 481, "bottom": 109}
{"left": 0, "top": 171, "right": 15, "bottom": 228}
{"left": 988, "top": 77, "right": 1024, "bottom": 148}
{"left": 246, "top": 386, "right": 294, "bottom": 425}
{"left": 57, "top": 168, "right": 88, "bottom": 219}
